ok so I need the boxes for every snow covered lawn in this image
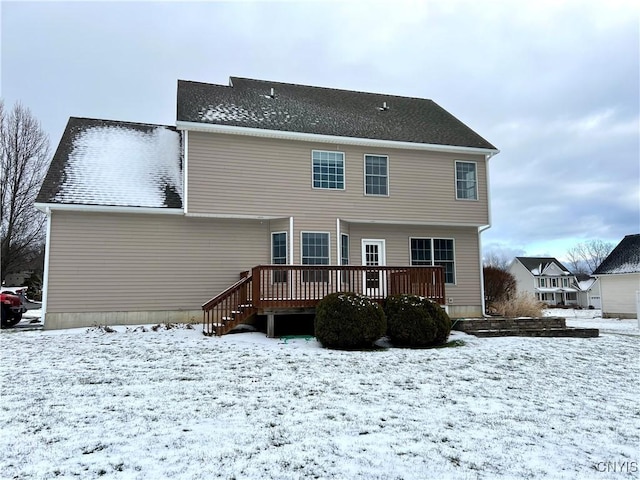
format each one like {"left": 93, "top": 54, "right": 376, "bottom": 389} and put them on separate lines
{"left": 1, "top": 321, "right": 638, "bottom": 479}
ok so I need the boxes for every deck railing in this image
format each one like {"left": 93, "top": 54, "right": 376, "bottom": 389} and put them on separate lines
{"left": 203, "top": 265, "right": 445, "bottom": 336}
{"left": 251, "top": 265, "right": 445, "bottom": 309}
{"left": 202, "top": 273, "right": 254, "bottom": 336}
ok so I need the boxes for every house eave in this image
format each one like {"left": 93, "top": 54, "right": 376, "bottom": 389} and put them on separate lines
{"left": 34, "top": 202, "right": 184, "bottom": 215}
{"left": 184, "top": 212, "right": 287, "bottom": 220}
{"left": 176, "top": 121, "right": 500, "bottom": 156}
{"left": 341, "top": 218, "right": 486, "bottom": 228}
{"left": 593, "top": 272, "right": 640, "bottom": 277}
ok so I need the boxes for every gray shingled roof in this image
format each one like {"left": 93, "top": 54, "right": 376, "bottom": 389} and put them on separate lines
{"left": 515, "top": 257, "right": 572, "bottom": 274}
{"left": 177, "top": 77, "right": 497, "bottom": 150}
{"left": 37, "top": 117, "right": 183, "bottom": 208}
{"left": 593, "top": 234, "right": 640, "bottom": 275}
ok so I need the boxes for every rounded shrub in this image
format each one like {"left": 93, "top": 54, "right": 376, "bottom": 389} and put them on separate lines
{"left": 314, "top": 292, "right": 386, "bottom": 349}
{"left": 385, "top": 294, "right": 452, "bottom": 347}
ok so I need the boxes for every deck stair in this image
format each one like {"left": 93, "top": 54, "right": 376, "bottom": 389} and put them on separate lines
{"left": 453, "top": 317, "right": 599, "bottom": 338}
{"left": 202, "top": 265, "right": 446, "bottom": 337}
{"left": 202, "top": 275, "right": 256, "bottom": 336}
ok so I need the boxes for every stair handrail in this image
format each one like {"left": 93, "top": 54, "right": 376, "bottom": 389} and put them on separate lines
{"left": 202, "top": 275, "right": 252, "bottom": 311}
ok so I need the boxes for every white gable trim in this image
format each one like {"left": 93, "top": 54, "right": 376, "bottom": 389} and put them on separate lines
{"left": 541, "top": 262, "right": 570, "bottom": 276}
{"left": 176, "top": 121, "right": 500, "bottom": 156}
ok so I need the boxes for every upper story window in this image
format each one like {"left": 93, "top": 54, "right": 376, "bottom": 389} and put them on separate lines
{"left": 364, "top": 155, "right": 389, "bottom": 196}
{"left": 410, "top": 238, "right": 455, "bottom": 284}
{"left": 551, "top": 278, "right": 558, "bottom": 288}
{"left": 312, "top": 151, "right": 344, "bottom": 190}
{"left": 562, "top": 278, "right": 569, "bottom": 287}
{"left": 455, "top": 161, "right": 477, "bottom": 200}
{"left": 539, "top": 278, "right": 547, "bottom": 287}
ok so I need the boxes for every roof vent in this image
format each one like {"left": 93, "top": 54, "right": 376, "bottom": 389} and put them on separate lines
{"left": 269, "top": 87, "right": 276, "bottom": 99}
{"left": 378, "top": 101, "right": 389, "bottom": 111}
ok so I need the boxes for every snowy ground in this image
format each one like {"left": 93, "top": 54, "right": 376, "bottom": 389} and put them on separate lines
{"left": 1, "top": 314, "right": 638, "bottom": 480}
{"left": 545, "top": 308, "right": 640, "bottom": 336}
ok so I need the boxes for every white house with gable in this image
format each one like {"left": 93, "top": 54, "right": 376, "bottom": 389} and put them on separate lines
{"left": 593, "top": 234, "right": 640, "bottom": 318}
{"left": 509, "top": 257, "right": 581, "bottom": 306}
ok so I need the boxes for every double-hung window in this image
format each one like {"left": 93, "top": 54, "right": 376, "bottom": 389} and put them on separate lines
{"left": 341, "top": 234, "right": 350, "bottom": 284}
{"left": 312, "top": 151, "right": 344, "bottom": 190}
{"left": 271, "top": 232, "right": 287, "bottom": 283}
{"left": 455, "top": 161, "right": 477, "bottom": 200}
{"left": 302, "top": 232, "right": 330, "bottom": 282}
{"left": 410, "top": 238, "right": 455, "bottom": 284}
{"left": 364, "top": 155, "right": 388, "bottom": 196}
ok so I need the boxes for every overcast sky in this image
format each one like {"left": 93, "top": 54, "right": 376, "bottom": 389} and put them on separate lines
{"left": 2, "top": 0, "right": 638, "bottom": 262}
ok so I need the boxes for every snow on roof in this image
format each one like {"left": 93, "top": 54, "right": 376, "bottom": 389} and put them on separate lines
{"left": 50, "top": 120, "right": 182, "bottom": 208}
{"left": 515, "top": 257, "right": 572, "bottom": 275}
{"left": 178, "top": 78, "right": 498, "bottom": 150}
{"left": 593, "top": 234, "right": 640, "bottom": 275}
{"left": 200, "top": 103, "right": 295, "bottom": 125}
{"left": 577, "top": 278, "right": 597, "bottom": 291}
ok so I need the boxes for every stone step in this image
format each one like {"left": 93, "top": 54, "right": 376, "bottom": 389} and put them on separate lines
{"left": 471, "top": 328, "right": 599, "bottom": 338}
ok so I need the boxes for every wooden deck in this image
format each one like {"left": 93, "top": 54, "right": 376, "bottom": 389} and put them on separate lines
{"left": 202, "top": 265, "right": 445, "bottom": 336}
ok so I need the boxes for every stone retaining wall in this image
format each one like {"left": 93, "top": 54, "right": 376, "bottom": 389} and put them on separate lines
{"left": 453, "top": 317, "right": 566, "bottom": 332}
{"left": 452, "top": 316, "right": 599, "bottom": 338}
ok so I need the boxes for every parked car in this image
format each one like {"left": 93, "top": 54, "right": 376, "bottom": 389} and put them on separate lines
{"left": 1, "top": 289, "right": 27, "bottom": 328}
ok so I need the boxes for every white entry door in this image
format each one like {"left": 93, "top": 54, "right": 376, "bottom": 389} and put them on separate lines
{"left": 362, "top": 239, "right": 386, "bottom": 297}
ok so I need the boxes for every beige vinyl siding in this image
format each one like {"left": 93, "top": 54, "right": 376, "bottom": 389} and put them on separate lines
{"left": 187, "top": 132, "right": 489, "bottom": 226}
{"left": 599, "top": 273, "right": 640, "bottom": 317}
{"left": 349, "top": 223, "right": 481, "bottom": 307}
{"left": 46, "top": 211, "right": 269, "bottom": 313}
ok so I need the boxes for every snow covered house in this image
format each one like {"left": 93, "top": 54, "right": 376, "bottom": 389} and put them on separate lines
{"left": 35, "top": 77, "right": 499, "bottom": 333}
{"left": 509, "top": 257, "right": 583, "bottom": 306}
{"left": 593, "top": 234, "right": 640, "bottom": 318}
{"left": 574, "top": 275, "right": 602, "bottom": 310}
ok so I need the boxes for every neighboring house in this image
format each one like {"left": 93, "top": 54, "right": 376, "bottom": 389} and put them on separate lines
{"left": 593, "top": 234, "right": 640, "bottom": 318}
{"left": 575, "top": 274, "right": 602, "bottom": 310}
{"left": 35, "top": 77, "right": 499, "bottom": 331}
{"left": 509, "top": 257, "right": 582, "bottom": 306}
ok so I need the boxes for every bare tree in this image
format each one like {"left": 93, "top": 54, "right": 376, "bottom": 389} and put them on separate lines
{"left": 566, "top": 239, "right": 614, "bottom": 274}
{"left": 483, "top": 249, "right": 512, "bottom": 270}
{"left": 0, "top": 101, "right": 50, "bottom": 281}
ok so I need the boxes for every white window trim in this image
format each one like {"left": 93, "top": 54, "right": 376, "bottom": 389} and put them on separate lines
{"left": 455, "top": 160, "right": 478, "bottom": 201}
{"left": 311, "top": 150, "right": 346, "bottom": 191}
{"left": 300, "top": 231, "right": 332, "bottom": 264}
{"left": 363, "top": 154, "right": 390, "bottom": 197}
{"left": 300, "top": 231, "right": 332, "bottom": 284}
{"left": 270, "top": 231, "right": 288, "bottom": 285}
{"left": 341, "top": 233, "right": 350, "bottom": 265}
{"left": 271, "top": 231, "right": 288, "bottom": 265}
{"left": 408, "top": 236, "right": 457, "bottom": 285}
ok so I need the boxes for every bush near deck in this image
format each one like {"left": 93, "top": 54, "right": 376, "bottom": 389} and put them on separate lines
{"left": 385, "top": 294, "right": 452, "bottom": 347}
{"left": 314, "top": 292, "right": 386, "bottom": 349}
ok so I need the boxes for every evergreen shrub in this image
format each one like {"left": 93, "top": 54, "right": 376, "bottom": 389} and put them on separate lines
{"left": 314, "top": 292, "right": 386, "bottom": 349}
{"left": 385, "top": 294, "right": 452, "bottom": 347}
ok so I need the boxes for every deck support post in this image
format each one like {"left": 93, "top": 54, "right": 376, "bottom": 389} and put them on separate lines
{"left": 267, "top": 313, "right": 275, "bottom": 338}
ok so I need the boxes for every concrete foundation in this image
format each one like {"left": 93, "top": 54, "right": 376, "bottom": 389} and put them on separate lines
{"left": 43, "top": 310, "right": 203, "bottom": 330}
